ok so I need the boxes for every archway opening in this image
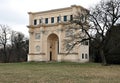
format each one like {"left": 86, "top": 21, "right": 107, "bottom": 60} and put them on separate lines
{"left": 47, "top": 34, "right": 59, "bottom": 61}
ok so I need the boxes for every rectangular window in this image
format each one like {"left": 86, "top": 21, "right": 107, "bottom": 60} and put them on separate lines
{"left": 45, "top": 18, "right": 48, "bottom": 24}
{"left": 57, "top": 16, "right": 60, "bottom": 23}
{"left": 64, "top": 16, "right": 67, "bottom": 21}
{"left": 39, "top": 19, "right": 42, "bottom": 24}
{"left": 51, "top": 17, "right": 54, "bottom": 23}
{"left": 82, "top": 53, "right": 84, "bottom": 59}
{"left": 85, "top": 54, "right": 88, "bottom": 59}
{"left": 34, "top": 19, "right": 37, "bottom": 25}
{"left": 70, "top": 15, "right": 73, "bottom": 21}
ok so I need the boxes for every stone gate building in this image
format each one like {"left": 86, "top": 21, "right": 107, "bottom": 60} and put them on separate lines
{"left": 27, "top": 5, "right": 89, "bottom": 62}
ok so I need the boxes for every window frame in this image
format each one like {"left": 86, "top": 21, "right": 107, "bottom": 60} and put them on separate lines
{"left": 85, "top": 54, "right": 88, "bottom": 59}
{"left": 57, "top": 16, "right": 60, "bottom": 23}
{"left": 45, "top": 18, "right": 48, "bottom": 24}
{"left": 70, "top": 15, "right": 73, "bottom": 21}
{"left": 39, "top": 19, "right": 42, "bottom": 24}
{"left": 51, "top": 17, "right": 54, "bottom": 23}
{"left": 82, "top": 53, "right": 84, "bottom": 59}
{"left": 34, "top": 19, "right": 37, "bottom": 25}
{"left": 64, "top": 15, "right": 67, "bottom": 22}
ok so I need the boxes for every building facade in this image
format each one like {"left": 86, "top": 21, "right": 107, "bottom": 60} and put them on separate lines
{"left": 27, "top": 5, "right": 89, "bottom": 62}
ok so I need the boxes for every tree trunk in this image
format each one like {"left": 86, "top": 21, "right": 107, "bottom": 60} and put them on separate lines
{"left": 100, "top": 48, "right": 107, "bottom": 65}
{"left": 3, "top": 45, "right": 7, "bottom": 63}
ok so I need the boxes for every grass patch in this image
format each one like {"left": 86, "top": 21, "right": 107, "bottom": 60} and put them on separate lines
{"left": 0, "top": 62, "right": 120, "bottom": 83}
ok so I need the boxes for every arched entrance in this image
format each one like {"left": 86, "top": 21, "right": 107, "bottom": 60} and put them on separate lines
{"left": 47, "top": 34, "right": 59, "bottom": 61}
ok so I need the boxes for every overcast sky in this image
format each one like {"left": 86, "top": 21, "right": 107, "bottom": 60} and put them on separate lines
{"left": 0, "top": 0, "right": 101, "bottom": 37}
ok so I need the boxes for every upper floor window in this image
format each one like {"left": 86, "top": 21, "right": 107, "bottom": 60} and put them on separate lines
{"left": 80, "top": 14, "right": 86, "bottom": 23}
{"left": 39, "top": 19, "right": 42, "bottom": 24}
{"left": 34, "top": 19, "right": 37, "bottom": 25}
{"left": 70, "top": 15, "right": 73, "bottom": 21}
{"left": 45, "top": 18, "right": 48, "bottom": 24}
{"left": 51, "top": 17, "right": 54, "bottom": 23}
{"left": 64, "top": 16, "right": 67, "bottom": 22}
{"left": 35, "top": 33, "right": 40, "bottom": 39}
{"left": 57, "top": 16, "right": 60, "bottom": 23}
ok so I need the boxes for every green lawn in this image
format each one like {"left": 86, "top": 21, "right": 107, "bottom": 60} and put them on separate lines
{"left": 0, "top": 62, "right": 120, "bottom": 83}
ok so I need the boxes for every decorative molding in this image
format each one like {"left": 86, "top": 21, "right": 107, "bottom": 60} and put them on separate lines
{"left": 57, "top": 28, "right": 64, "bottom": 32}
{"left": 29, "top": 29, "right": 34, "bottom": 34}
{"left": 59, "top": 53, "right": 78, "bottom": 55}
{"left": 27, "top": 25, "right": 40, "bottom": 28}
{"left": 29, "top": 53, "right": 45, "bottom": 55}
{"left": 40, "top": 30, "right": 45, "bottom": 34}
{"left": 27, "top": 22, "right": 70, "bottom": 29}
{"left": 28, "top": 5, "right": 88, "bottom": 15}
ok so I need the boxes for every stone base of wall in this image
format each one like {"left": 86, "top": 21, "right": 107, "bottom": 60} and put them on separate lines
{"left": 28, "top": 54, "right": 46, "bottom": 62}
{"left": 57, "top": 53, "right": 78, "bottom": 62}
{"left": 28, "top": 53, "right": 89, "bottom": 63}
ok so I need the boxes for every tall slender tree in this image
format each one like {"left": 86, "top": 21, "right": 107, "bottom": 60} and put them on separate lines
{"left": 0, "top": 24, "right": 11, "bottom": 62}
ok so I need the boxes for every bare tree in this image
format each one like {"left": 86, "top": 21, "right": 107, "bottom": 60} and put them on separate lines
{"left": 0, "top": 25, "right": 28, "bottom": 62}
{"left": 0, "top": 24, "right": 11, "bottom": 62}
{"left": 11, "top": 31, "right": 28, "bottom": 62}
{"left": 89, "top": 0, "right": 120, "bottom": 65}
{"left": 66, "top": 0, "right": 120, "bottom": 65}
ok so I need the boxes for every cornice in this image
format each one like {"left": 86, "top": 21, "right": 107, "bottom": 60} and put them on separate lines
{"left": 29, "top": 7, "right": 72, "bottom": 15}
{"left": 27, "top": 25, "right": 40, "bottom": 28}
{"left": 28, "top": 5, "right": 89, "bottom": 15}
